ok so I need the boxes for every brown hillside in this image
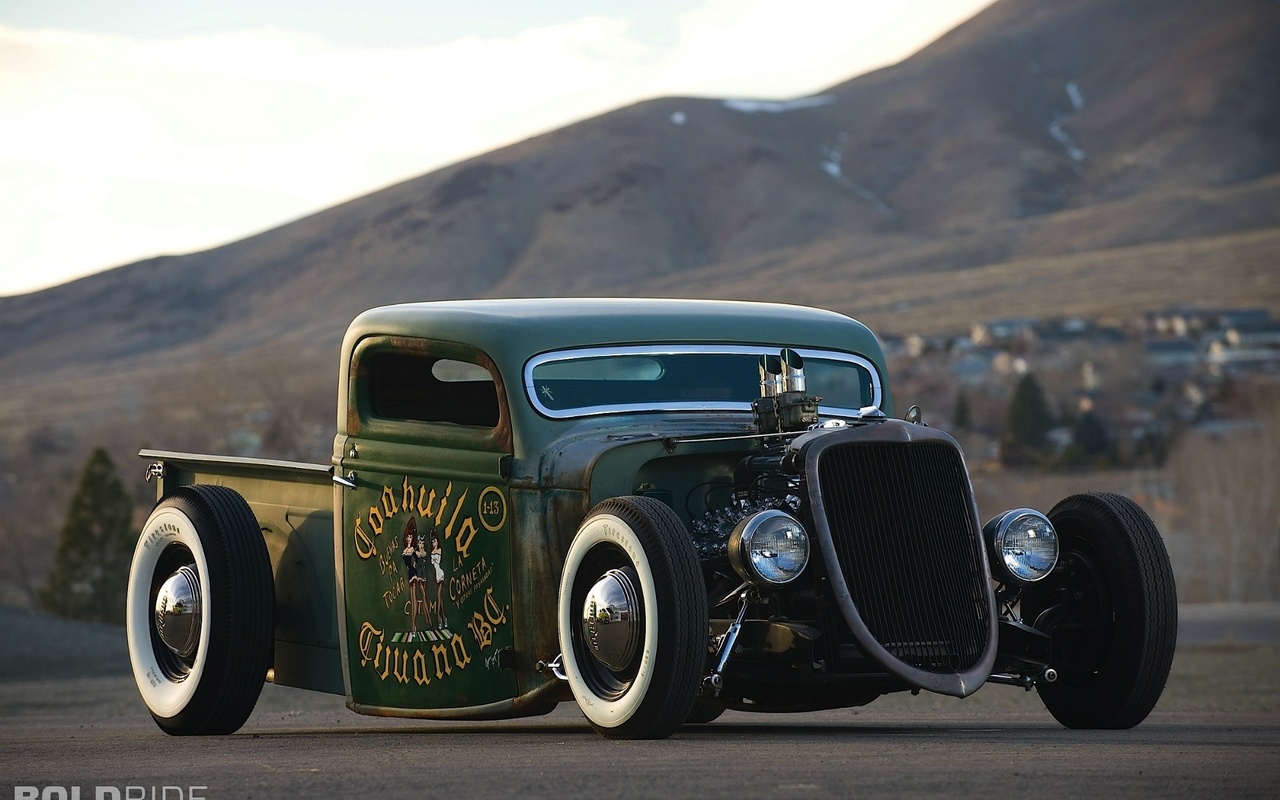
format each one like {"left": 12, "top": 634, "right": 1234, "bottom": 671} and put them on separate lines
{"left": 0, "top": 0, "right": 1277, "bottom": 454}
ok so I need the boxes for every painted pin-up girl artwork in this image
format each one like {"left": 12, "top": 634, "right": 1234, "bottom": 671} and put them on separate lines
{"left": 401, "top": 517, "right": 429, "bottom": 632}
{"left": 429, "top": 528, "right": 447, "bottom": 629}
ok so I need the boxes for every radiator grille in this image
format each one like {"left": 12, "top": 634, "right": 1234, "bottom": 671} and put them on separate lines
{"left": 815, "top": 441, "right": 990, "bottom": 674}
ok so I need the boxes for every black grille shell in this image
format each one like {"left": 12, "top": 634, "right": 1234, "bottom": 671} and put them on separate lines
{"left": 795, "top": 420, "right": 996, "bottom": 696}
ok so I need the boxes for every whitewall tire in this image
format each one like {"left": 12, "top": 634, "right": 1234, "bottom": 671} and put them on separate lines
{"left": 557, "top": 496, "right": 705, "bottom": 739}
{"left": 126, "top": 485, "right": 274, "bottom": 735}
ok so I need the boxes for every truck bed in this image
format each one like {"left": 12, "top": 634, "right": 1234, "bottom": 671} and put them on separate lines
{"left": 140, "top": 449, "right": 343, "bottom": 695}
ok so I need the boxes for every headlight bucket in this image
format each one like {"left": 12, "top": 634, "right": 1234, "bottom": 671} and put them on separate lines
{"left": 728, "top": 509, "right": 810, "bottom": 586}
{"left": 983, "top": 508, "right": 1058, "bottom": 585}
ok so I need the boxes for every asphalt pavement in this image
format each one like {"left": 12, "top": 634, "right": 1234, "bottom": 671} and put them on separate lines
{"left": 2, "top": 604, "right": 1277, "bottom": 800}
{"left": 1176, "top": 602, "right": 1280, "bottom": 646}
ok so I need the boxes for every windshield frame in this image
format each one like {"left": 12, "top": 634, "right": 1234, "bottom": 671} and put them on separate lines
{"left": 523, "top": 344, "right": 883, "bottom": 420}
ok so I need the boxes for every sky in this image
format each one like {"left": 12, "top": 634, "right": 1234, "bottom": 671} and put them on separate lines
{"left": 0, "top": 0, "right": 995, "bottom": 297}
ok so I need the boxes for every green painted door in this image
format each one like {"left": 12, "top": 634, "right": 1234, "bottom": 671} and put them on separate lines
{"left": 339, "top": 339, "right": 517, "bottom": 713}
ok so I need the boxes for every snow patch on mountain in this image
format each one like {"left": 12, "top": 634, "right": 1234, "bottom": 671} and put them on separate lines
{"left": 723, "top": 95, "right": 836, "bottom": 114}
{"left": 820, "top": 143, "right": 843, "bottom": 178}
{"left": 1050, "top": 80, "right": 1086, "bottom": 165}
{"left": 819, "top": 132, "right": 895, "bottom": 217}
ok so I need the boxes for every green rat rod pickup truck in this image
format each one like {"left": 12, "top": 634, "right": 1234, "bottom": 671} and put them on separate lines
{"left": 127, "top": 298, "right": 1177, "bottom": 740}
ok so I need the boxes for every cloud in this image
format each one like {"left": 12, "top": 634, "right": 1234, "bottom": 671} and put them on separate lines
{"left": 0, "top": 19, "right": 659, "bottom": 292}
{"left": 1, "top": 20, "right": 650, "bottom": 195}
{"left": 0, "top": 1, "right": 993, "bottom": 294}
{"left": 648, "top": 0, "right": 991, "bottom": 97}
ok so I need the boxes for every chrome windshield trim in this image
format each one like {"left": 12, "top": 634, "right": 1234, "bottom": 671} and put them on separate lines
{"left": 523, "top": 344, "right": 883, "bottom": 420}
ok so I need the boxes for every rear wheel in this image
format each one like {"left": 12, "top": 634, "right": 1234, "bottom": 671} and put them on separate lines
{"left": 558, "top": 496, "right": 706, "bottom": 739}
{"left": 1022, "top": 492, "right": 1177, "bottom": 729}
{"left": 126, "top": 485, "right": 274, "bottom": 735}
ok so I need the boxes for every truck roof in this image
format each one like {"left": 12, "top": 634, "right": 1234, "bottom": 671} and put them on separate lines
{"left": 342, "top": 298, "right": 884, "bottom": 366}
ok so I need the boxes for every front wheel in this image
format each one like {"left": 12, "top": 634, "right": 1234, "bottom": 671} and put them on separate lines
{"left": 558, "top": 496, "right": 707, "bottom": 739}
{"left": 1022, "top": 492, "right": 1177, "bottom": 729}
{"left": 685, "top": 698, "right": 727, "bottom": 724}
{"left": 126, "top": 485, "right": 275, "bottom": 735}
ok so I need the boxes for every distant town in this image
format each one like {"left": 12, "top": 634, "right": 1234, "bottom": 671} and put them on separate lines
{"left": 883, "top": 306, "right": 1280, "bottom": 468}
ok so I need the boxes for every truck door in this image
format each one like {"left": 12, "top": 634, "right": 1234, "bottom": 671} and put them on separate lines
{"left": 337, "top": 336, "right": 516, "bottom": 713}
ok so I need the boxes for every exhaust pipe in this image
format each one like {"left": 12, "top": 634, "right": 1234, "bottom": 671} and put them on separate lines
{"left": 780, "top": 348, "right": 805, "bottom": 393}
{"left": 754, "top": 348, "right": 819, "bottom": 433}
{"left": 758, "top": 354, "right": 783, "bottom": 397}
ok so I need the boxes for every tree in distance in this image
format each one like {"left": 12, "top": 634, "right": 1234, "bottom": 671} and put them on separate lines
{"left": 38, "top": 447, "right": 136, "bottom": 624}
{"left": 1002, "top": 373, "right": 1056, "bottom": 467}
{"left": 952, "top": 386, "right": 973, "bottom": 432}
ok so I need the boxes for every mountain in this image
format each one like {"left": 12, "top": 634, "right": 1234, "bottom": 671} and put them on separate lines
{"left": 1, "top": 0, "right": 1278, "bottom": 459}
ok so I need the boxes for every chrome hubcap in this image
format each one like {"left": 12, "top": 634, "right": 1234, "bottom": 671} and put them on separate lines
{"left": 154, "top": 565, "right": 202, "bottom": 659}
{"left": 580, "top": 567, "right": 642, "bottom": 672}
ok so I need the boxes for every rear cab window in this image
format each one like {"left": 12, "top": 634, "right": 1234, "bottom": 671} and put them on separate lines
{"left": 349, "top": 336, "right": 509, "bottom": 450}
{"left": 368, "top": 351, "right": 499, "bottom": 428}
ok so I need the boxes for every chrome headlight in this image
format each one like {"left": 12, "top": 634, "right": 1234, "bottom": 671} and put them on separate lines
{"left": 983, "top": 508, "right": 1058, "bottom": 585}
{"left": 728, "top": 509, "right": 810, "bottom": 586}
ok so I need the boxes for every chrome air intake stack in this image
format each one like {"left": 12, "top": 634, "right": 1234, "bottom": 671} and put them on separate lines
{"left": 781, "top": 348, "right": 806, "bottom": 394}
{"left": 759, "top": 353, "right": 783, "bottom": 397}
{"left": 753, "top": 348, "right": 821, "bottom": 434}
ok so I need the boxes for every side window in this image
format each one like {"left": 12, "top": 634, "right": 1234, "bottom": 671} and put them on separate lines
{"left": 368, "top": 351, "right": 500, "bottom": 428}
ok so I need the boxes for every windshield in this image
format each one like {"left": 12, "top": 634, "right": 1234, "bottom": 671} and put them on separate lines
{"left": 525, "top": 345, "right": 881, "bottom": 419}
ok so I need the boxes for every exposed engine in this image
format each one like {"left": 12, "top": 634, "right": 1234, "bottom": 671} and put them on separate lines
{"left": 689, "top": 348, "right": 820, "bottom": 560}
